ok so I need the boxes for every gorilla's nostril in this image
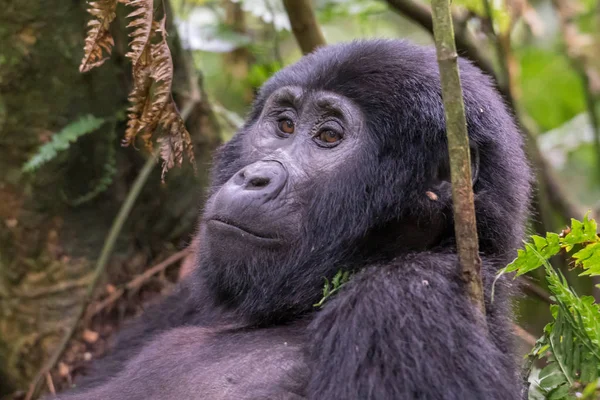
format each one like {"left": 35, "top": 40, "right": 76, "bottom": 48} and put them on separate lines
{"left": 248, "top": 177, "right": 270, "bottom": 188}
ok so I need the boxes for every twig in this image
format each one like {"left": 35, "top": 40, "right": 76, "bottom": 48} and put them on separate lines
{"left": 481, "top": 0, "right": 510, "bottom": 91}
{"left": 89, "top": 248, "right": 191, "bottom": 318}
{"left": 519, "top": 277, "right": 553, "bottom": 304}
{"left": 211, "top": 102, "right": 244, "bottom": 130}
{"left": 14, "top": 276, "right": 92, "bottom": 299}
{"left": 282, "top": 0, "right": 326, "bottom": 54}
{"left": 45, "top": 373, "right": 56, "bottom": 395}
{"left": 431, "top": 0, "right": 486, "bottom": 320}
{"left": 513, "top": 323, "right": 538, "bottom": 347}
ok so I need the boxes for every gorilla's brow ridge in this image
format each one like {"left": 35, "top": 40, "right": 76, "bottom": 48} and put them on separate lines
{"left": 314, "top": 96, "right": 348, "bottom": 121}
{"left": 267, "top": 86, "right": 304, "bottom": 109}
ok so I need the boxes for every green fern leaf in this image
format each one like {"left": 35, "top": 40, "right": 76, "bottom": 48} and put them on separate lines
{"left": 562, "top": 214, "right": 599, "bottom": 251}
{"left": 574, "top": 243, "right": 600, "bottom": 277}
{"left": 504, "top": 233, "right": 561, "bottom": 276}
{"left": 23, "top": 115, "right": 105, "bottom": 172}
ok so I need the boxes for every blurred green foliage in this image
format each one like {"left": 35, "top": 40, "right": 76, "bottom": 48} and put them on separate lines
{"left": 519, "top": 47, "right": 586, "bottom": 131}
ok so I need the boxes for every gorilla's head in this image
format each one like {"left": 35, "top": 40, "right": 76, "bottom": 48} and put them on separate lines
{"left": 196, "top": 40, "right": 531, "bottom": 322}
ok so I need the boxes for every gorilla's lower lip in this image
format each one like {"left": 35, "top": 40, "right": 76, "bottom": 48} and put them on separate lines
{"left": 207, "top": 219, "right": 278, "bottom": 241}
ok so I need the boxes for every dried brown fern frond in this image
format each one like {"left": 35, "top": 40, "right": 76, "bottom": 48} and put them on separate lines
{"left": 158, "top": 98, "right": 196, "bottom": 180}
{"left": 123, "top": 63, "right": 152, "bottom": 147}
{"left": 122, "top": 17, "right": 195, "bottom": 179}
{"left": 80, "top": 0, "right": 196, "bottom": 180}
{"left": 80, "top": 0, "right": 119, "bottom": 72}
{"left": 124, "top": 0, "right": 154, "bottom": 66}
{"left": 123, "top": 19, "right": 171, "bottom": 150}
{"left": 153, "top": 19, "right": 195, "bottom": 178}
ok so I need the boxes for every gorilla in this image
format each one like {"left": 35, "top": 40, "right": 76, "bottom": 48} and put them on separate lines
{"left": 55, "top": 39, "right": 531, "bottom": 400}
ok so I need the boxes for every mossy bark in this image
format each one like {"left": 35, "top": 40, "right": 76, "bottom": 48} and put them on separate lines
{"left": 0, "top": 1, "right": 219, "bottom": 395}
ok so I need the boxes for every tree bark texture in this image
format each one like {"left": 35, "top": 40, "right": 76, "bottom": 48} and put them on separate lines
{"left": 0, "top": 1, "right": 220, "bottom": 394}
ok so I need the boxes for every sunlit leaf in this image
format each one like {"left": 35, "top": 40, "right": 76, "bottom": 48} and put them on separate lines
{"left": 575, "top": 243, "right": 600, "bottom": 276}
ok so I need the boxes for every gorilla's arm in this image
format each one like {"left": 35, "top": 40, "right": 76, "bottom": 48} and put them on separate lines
{"left": 307, "top": 252, "right": 519, "bottom": 400}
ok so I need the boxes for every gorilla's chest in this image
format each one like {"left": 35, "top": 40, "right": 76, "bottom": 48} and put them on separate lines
{"left": 129, "top": 326, "right": 309, "bottom": 400}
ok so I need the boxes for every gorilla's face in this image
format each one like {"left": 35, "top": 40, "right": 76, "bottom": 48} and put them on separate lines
{"left": 201, "top": 87, "right": 366, "bottom": 264}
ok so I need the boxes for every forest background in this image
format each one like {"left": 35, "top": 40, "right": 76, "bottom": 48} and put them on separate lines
{"left": 1, "top": 0, "right": 600, "bottom": 398}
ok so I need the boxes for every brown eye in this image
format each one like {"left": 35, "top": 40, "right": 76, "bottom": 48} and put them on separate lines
{"left": 318, "top": 130, "right": 342, "bottom": 144}
{"left": 278, "top": 119, "right": 295, "bottom": 134}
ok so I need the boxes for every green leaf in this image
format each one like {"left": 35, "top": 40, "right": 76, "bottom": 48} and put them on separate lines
{"left": 23, "top": 114, "right": 106, "bottom": 172}
{"left": 314, "top": 270, "right": 353, "bottom": 308}
{"left": 580, "top": 356, "right": 598, "bottom": 383}
{"left": 504, "top": 233, "right": 561, "bottom": 276}
{"left": 562, "top": 214, "right": 599, "bottom": 251}
{"left": 547, "top": 384, "right": 571, "bottom": 400}
{"left": 575, "top": 243, "right": 600, "bottom": 276}
{"left": 581, "top": 380, "right": 600, "bottom": 399}
{"left": 539, "top": 363, "right": 568, "bottom": 389}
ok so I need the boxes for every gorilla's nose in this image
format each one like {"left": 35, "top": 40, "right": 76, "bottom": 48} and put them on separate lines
{"left": 231, "top": 161, "right": 288, "bottom": 200}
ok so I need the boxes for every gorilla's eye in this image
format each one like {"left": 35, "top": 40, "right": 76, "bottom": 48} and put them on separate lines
{"left": 278, "top": 119, "right": 295, "bottom": 134}
{"left": 318, "top": 130, "right": 342, "bottom": 144}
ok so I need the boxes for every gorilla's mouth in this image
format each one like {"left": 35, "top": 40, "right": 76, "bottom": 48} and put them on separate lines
{"left": 208, "top": 218, "right": 278, "bottom": 241}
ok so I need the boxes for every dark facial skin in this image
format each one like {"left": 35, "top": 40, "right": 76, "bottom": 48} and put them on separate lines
{"left": 201, "top": 87, "right": 364, "bottom": 260}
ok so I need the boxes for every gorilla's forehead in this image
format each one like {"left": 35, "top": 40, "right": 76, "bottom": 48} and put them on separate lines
{"left": 254, "top": 40, "right": 440, "bottom": 109}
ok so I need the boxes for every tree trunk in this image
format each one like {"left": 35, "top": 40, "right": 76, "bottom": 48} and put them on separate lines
{"left": 282, "top": 0, "right": 326, "bottom": 54}
{"left": 0, "top": 1, "right": 220, "bottom": 394}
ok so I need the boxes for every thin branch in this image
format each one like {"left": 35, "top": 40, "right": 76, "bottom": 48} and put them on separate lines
{"left": 519, "top": 276, "right": 553, "bottom": 304}
{"left": 481, "top": 0, "right": 510, "bottom": 90}
{"left": 513, "top": 323, "right": 538, "bottom": 347}
{"left": 89, "top": 248, "right": 191, "bottom": 318}
{"left": 282, "top": 0, "right": 326, "bottom": 54}
{"left": 431, "top": 0, "right": 487, "bottom": 320}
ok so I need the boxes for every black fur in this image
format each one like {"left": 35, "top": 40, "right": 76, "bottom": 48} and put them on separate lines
{"left": 56, "top": 39, "right": 531, "bottom": 400}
